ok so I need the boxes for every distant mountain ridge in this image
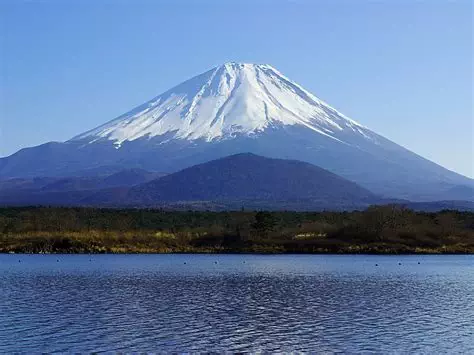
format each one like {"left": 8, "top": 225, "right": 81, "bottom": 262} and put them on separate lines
{"left": 118, "top": 153, "right": 378, "bottom": 206}
{"left": 1, "top": 62, "right": 472, "bottom": 201}
{"left": 1, "top": 154, "right": 379, "bottom": 210}
{"left": 0, "top": 168, "right": 165, "bottom": 206}
{"left": 1, "top": 154, "right": 472, "bottom": 211}
{"left": 40, "top": 169, "right": 165, "bottom": 192}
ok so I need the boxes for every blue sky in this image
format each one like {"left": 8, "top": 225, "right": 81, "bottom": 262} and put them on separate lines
{"left": 1, "top": 0, "right": 472, "bottom": 177}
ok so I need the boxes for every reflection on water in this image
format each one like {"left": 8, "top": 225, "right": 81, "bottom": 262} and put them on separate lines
{"left": 0, "top": 254, "right": 473, "bottom": 353}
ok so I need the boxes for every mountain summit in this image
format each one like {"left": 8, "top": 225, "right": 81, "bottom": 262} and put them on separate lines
{"left": 72, "top": 62, "right": 368, "bottom": 147}
{"left": 1, "top": 62, "right": 472, "bottom": 200}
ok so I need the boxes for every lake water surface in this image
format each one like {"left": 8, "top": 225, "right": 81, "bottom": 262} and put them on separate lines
{"left": 0, "top": 254, "right": 473, "bottom": 353}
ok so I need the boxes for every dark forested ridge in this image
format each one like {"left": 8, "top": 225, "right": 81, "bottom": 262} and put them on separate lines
{"left": 1, "top": 154, "right": 473, "bottom": 211}
{"left": 0, "top": 154, "right": 378, "bottom": 209}
{"left": 122, "top": 153, "right": 377, "bottom": 204}
{"left": 1, "top": 206, "right": 473, "bottom": 254}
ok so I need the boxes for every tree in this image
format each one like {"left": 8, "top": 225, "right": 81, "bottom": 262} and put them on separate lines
{"left": 252, "top": 211, "right": 276, "bottom": 238}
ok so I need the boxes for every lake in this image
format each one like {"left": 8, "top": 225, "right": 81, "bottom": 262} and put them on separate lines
{"left": 0, "top": 254, "right": 473, "bottom": 353}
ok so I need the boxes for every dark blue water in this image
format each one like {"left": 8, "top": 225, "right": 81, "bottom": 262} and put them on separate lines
{"left": 0, "top": 254, "right": 473, "bottom": 353}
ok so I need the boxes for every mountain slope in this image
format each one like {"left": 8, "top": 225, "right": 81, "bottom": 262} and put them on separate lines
{"left": 0, "top": 168, "right": 164, "bottom": 206}
{"left": 86, "top": 153, "right": 379, "bottom": 209}
{"left": 1, "top": 62, "right": 472, "bottom": 200}
{"left": 2, "top": 154, "right": 471, "bottom": 211}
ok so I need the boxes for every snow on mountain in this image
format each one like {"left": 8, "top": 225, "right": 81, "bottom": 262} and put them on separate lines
{"left": 72, "top": 62, "right": 371, "bottom": 147}
{"left": 1, "top": 62, "right": 473, "bottom": 201}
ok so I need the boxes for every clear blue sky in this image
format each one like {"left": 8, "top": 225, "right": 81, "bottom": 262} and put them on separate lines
{"left": 1, "top": 0, "right": 472, "bottom": 177}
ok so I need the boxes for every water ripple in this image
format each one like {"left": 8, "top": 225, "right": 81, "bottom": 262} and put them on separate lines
{"left": 0, "top": 254, "right": 473, "bottom": 353}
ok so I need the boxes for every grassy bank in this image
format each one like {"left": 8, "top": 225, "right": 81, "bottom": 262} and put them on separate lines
{"left": 1, "top": 206, "right": 473, "bottom": 254}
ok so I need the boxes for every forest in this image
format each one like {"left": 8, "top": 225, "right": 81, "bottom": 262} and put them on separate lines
{"left": 0, "top": 206, "right": 473, "bottom": 254}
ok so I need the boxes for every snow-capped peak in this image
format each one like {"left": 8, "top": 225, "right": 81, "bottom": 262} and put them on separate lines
{"left": 71, "top": 62, "right": 367, "bottom": 146}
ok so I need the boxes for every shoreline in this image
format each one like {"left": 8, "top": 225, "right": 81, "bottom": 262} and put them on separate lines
{"left": 2, "top": 249, "right": 473, "bottom": 255}
{"left": 1, "top": 206, "right": 473, "bottom": 255}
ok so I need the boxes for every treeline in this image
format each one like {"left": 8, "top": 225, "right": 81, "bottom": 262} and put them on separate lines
{"left": 0, "top": 206, "right": 473, "bottom": 254}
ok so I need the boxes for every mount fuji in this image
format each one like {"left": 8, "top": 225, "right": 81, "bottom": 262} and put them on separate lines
{"left": 1, "top": 62, "right": 472, "bottom": 201}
